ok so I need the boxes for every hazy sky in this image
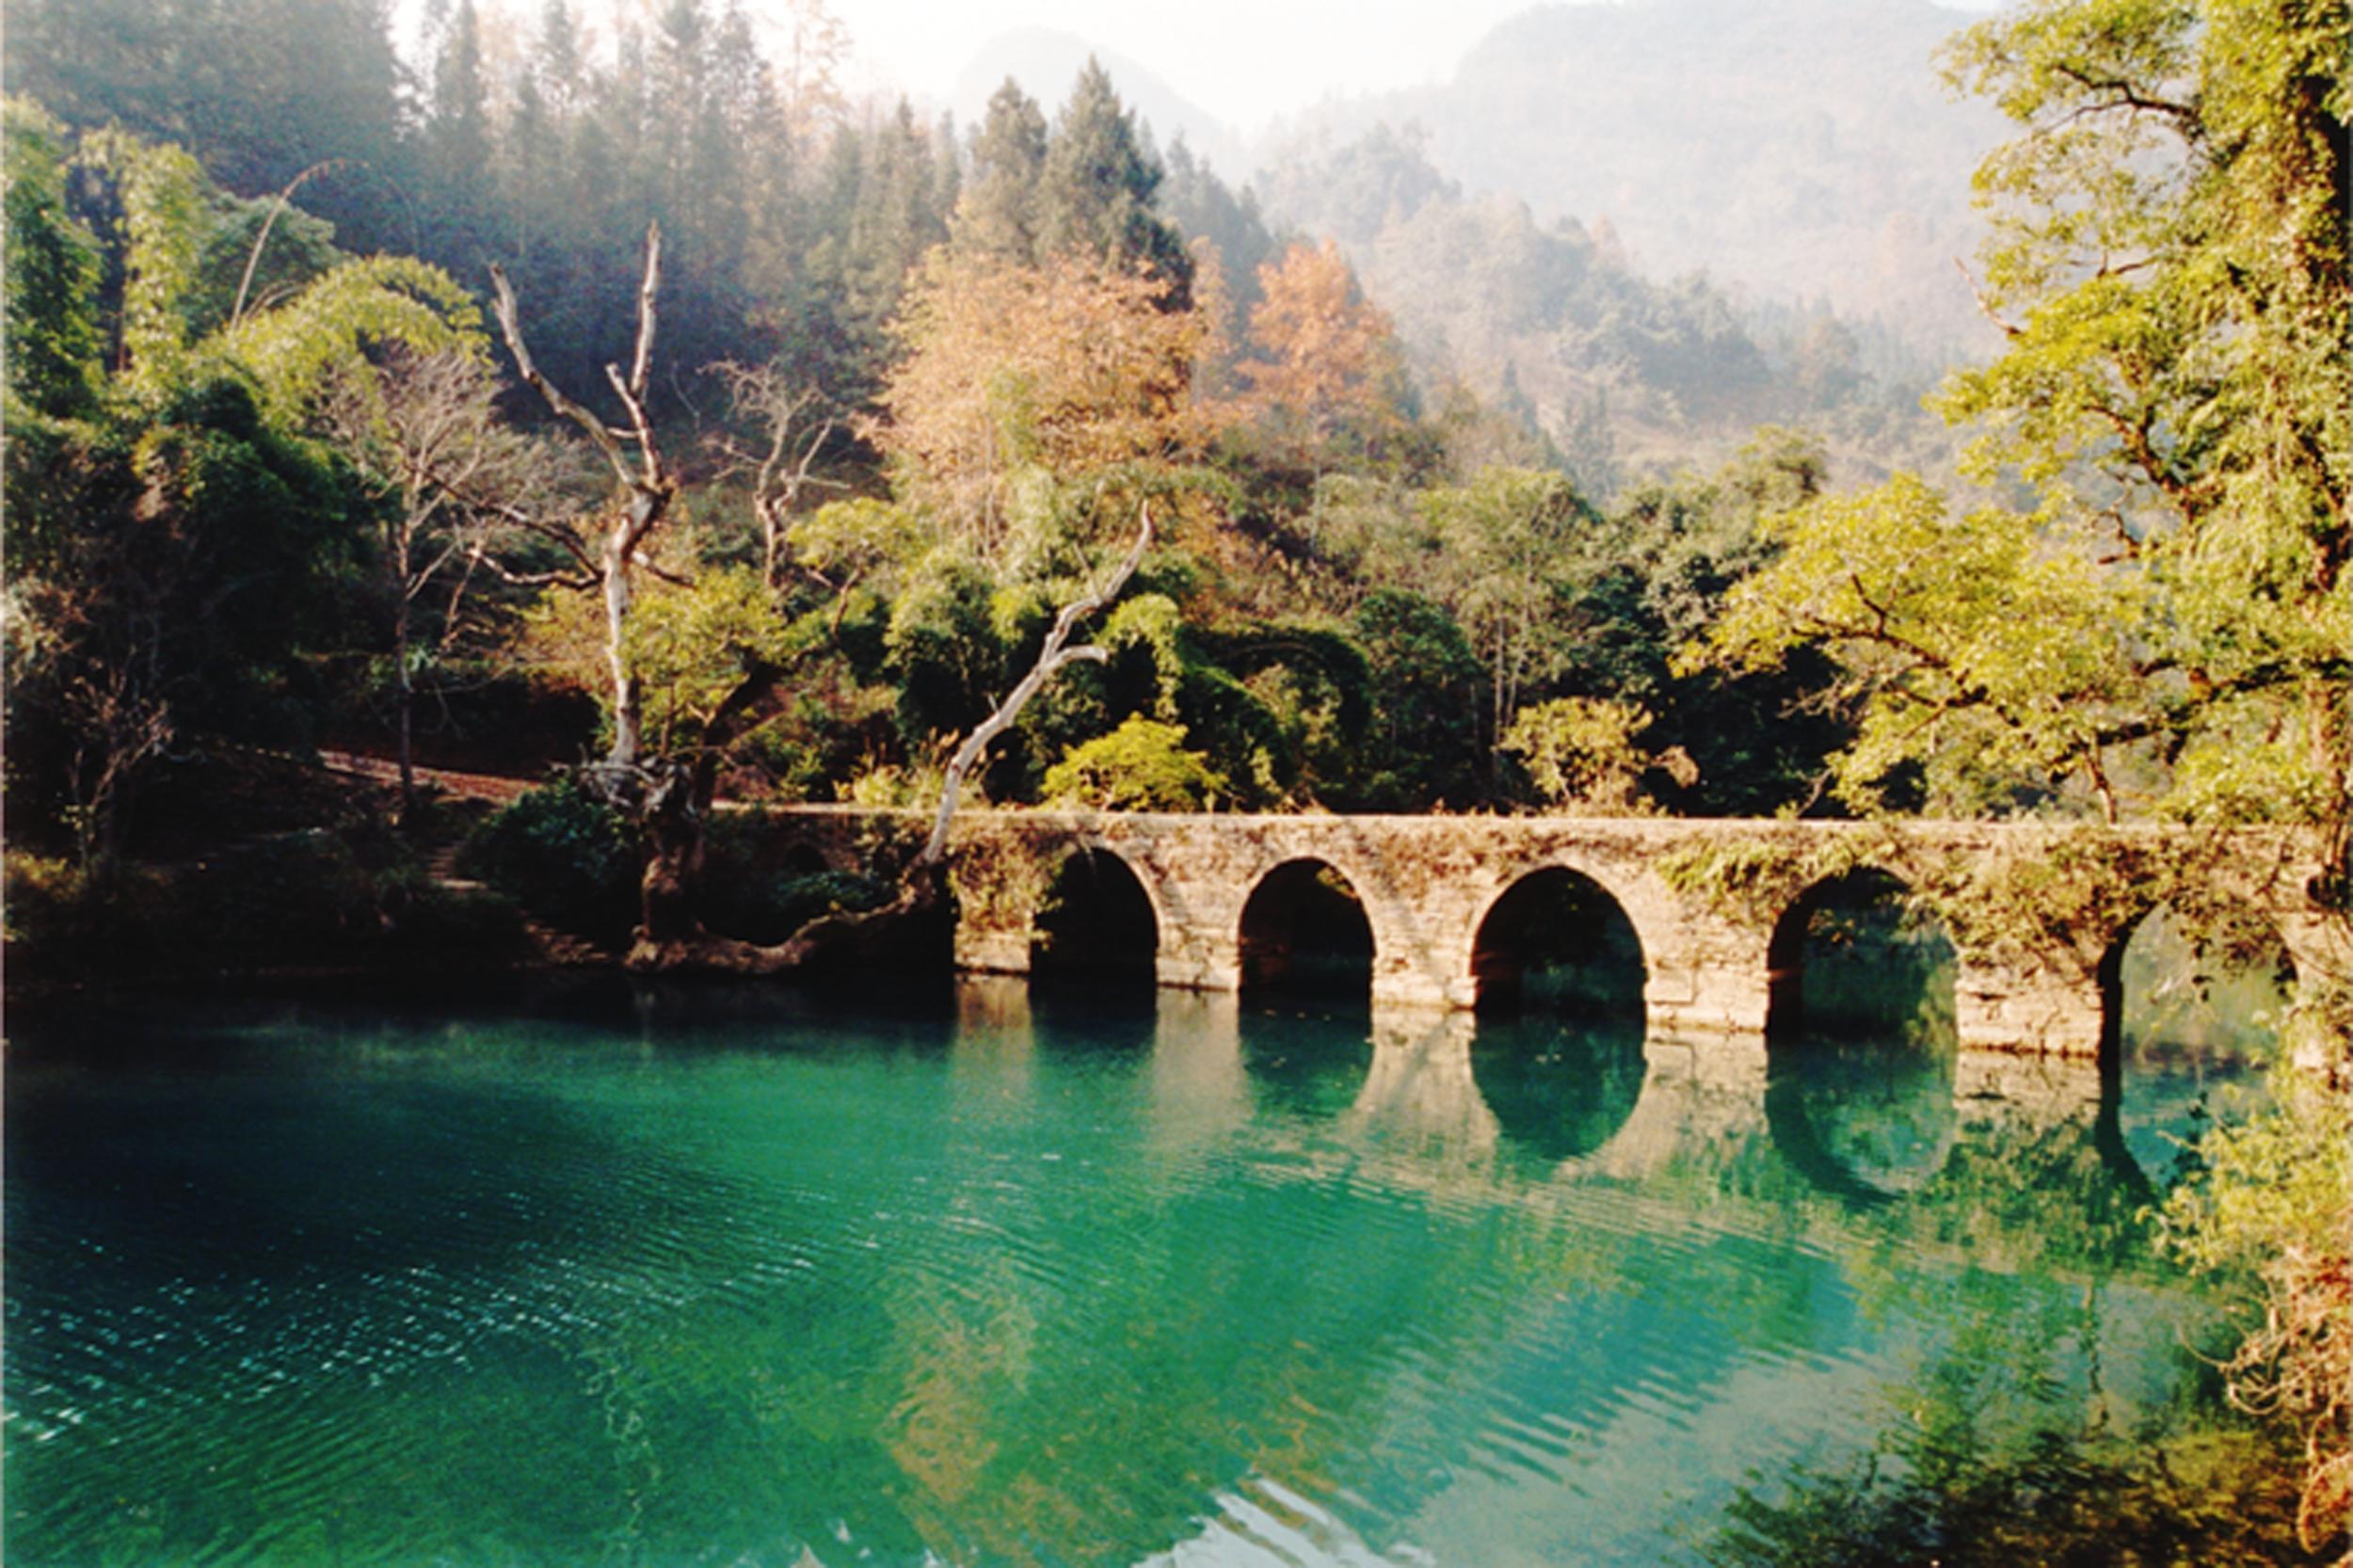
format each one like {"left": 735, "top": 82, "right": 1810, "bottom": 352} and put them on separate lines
{"left": 825, "top": 0, "right": 1543, "bottom": 129}
{"left": 820, "top": 0, "right": 2012, "bottom": 131}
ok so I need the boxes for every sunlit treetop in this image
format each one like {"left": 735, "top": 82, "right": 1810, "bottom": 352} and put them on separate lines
{"left": 1697, "top": 0, "right": 2349, "bottom": 827}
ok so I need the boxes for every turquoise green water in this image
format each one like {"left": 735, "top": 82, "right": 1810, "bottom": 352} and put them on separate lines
{"left": 5, "top": 978, "right": 2248, "bottom": 1567}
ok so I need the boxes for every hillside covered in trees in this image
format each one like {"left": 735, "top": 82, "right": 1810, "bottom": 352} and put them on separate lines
{"left": 1276, "top": 0, "right": 2006, "bottom": 359}
{"left": 3, "top": 0, "right": 2343, "bottom": 976}
{"left": 4, "top": 0, "right": 1880, "bottom": 920}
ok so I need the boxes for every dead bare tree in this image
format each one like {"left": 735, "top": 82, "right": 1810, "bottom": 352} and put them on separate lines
{"left": 322, "top": 346, "right": 551, "bottom": 810}
{"left": 479, "top": 225, "right": 1157, "bottom": 974}
{"left": 709, "top": 360, "right": 840, "bottom": 589}
{"left": 920, "top": 504, "right": 1154, "bottom": 867}
{"left": 488, "top": 223, "right": 676, "bottom": 796}
{"left": 625, "top": 503, "right": 1156, "bottom": 975}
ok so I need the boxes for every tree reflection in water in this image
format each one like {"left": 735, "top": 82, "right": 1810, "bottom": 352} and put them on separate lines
{"left": 1709, "top": 900, "right": 2301, "bottom": 1567}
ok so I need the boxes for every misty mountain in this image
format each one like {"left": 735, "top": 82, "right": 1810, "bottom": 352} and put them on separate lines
{"left": 1270, "top": 0, "right": 2009, "bottom": 359}
{"left": 953, "top": 29, "right": 1250, "bottom": 176}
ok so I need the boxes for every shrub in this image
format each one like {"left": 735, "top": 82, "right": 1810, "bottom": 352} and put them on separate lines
{"left": 460, "top": 778, "right": 641, "bottom": 949}
{"left": 1500, "top": 696, "right": 1673, "bottom": 813}
{"left": 1042, "top": 717, "right": 1228, "bottom": 811}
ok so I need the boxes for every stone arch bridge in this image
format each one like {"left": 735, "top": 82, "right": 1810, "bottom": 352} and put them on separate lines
{"left": 758, "top": 808, "right": 2339, "bottom": 1059}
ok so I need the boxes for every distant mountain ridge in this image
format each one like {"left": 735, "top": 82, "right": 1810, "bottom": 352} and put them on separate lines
{"left": 1276, "top": 0, "right": 2008, "bottom": 356}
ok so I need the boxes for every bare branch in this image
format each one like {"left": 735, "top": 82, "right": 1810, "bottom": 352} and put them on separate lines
{"left": 605, "top": 360, "right": 663, "bottom": 487}
{"left": 920, "top": 504, "right": 1155, "bottom": 866}
{"left": 490, "top": 226, "right": 675, "bottom": 776}
{"left": 231, "top": 157, "right": 358, "bottom": 326}
{"left": 627, "top": 223, "right": 662, "bottom": 405}
{"left": 489, "top": 262, "right": 637, "bottom": 491}
{"left": 634, "top": 553, "right": 696, "bottom": 589}
{"left": 712, "top": 360, "right": 843, "bottom": 586}
{"left": 463, "top": 546, "right": 599, "bottom": 592}
{"left": 480, "top": 502, "right": 600, "bottom": 578}
{"left": 1955, "top": 257, "right": 2022, "bottom": 339}
{"left": 2051, "top": 62, "right": 2201, "bottom": 130}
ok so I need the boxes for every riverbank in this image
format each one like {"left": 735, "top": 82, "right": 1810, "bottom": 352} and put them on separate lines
{"left": 2, "top": 747, "right": 587, "bottom": 1002}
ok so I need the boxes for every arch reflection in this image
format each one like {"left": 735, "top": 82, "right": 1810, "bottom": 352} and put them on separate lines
{"left": 1469, "top": 1012, "right": 1647, "bottom": 1167}
{"left": 2100, "top": 903, "right": 2289, "bottom": 1189}
{"left": 1237, "top": 1007, "right": 1373, "bottom": 1121}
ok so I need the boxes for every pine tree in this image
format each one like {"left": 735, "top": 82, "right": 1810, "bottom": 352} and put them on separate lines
{"left": 954, "top": 79, "right": 1048, "bottom": 264}
{"left": 1037, "top": 59, "right": 1192, "bottom": 303}
{"left": 424, "top": 0, "right": 491, "bottom": 254}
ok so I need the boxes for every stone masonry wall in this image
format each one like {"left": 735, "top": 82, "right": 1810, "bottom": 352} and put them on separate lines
{"left": 735, "top": 807, "right": 2339, "bottom": 1059}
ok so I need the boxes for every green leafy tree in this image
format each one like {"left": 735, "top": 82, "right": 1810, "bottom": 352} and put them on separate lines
{"left": 1416, "top": 466, "right": 1594, "bottom": 772}
{"left": 1042, "top": 716, "right": 1228, "bottom": 811}
{"left": 1695, "top": 0, "right": 2348, "bottom": 833}
{"left": 1687, "top": 2, "right": 2350, "bottom": 1536}
{"left": 423, "top": 0, "right": 491, "bottom": 248}
{"left": 2, "top": 102, "right": 103, "bottom": 420}
{"left": 4, "top": 119, "right": 482, "bottom": 866}
{"left": 1567, "top": 433, "right": 1849, "bottom": 816}
{"left": 1348, "top": 587, "right": 1484, "bottom": 809}
{"left": 1501, "top": 696, "right": 1675, "bottom": 814}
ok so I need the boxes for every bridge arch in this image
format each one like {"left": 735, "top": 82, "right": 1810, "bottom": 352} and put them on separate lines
{"left": 2096, "top": 900, "right": 2295, "bottom": 1185}
{"left": 1465, "top": 862, "right": 1650, "bottom": 1018}
{"left": 1237, "top": 856, "right": 1377, "bottom": 1000}
{"left": 1767, "top": 866, "right": 1956, "bottom": 1046}
{"left": 1763, "top": 865, "right": 1960, "bottom": 1198}
{"left": 1031, "top": 844, "right": 1162, "bottom": 986}
{"left": 2098, "top": 901, "right": 2296, "bottom": 1064}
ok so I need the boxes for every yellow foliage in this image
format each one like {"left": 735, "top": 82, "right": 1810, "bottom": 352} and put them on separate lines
{"left": 874, "top": 248, "right": 1226, "bottom": 555}
{"left": 1233, "top": 239, "right": 1404, "bottom": 444}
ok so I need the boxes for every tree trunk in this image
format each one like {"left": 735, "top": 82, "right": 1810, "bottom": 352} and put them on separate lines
{"left": 602, "top": 504, "right": 645, "bottom": 773}
{"left": 632, "top": 759, "right": 703, "bottom": 949}
{"left": 394, "top": 584, "right": 416, "bottom": 812}
{"left": 488, "top": 227, "right": 669, "bottom": 783}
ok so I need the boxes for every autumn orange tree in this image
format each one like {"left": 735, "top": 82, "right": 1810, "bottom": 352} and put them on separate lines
{"left": 1232, "top": 239, "right": 1408, "bottom": 465}
{"left": 872, "top": 246, "right": 1222, "bottom": 557}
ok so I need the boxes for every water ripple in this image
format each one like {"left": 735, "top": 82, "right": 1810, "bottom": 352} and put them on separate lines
{"left": 3, "top": 991, "right": 2211, "bottom": 1568}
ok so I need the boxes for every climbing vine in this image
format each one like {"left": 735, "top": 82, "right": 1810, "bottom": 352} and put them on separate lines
{"left": 1659, "top": 823, "right": 2309, "bottom": 980}
{"left": 1655, "top": 828, "right": 1886, "bottom": 932}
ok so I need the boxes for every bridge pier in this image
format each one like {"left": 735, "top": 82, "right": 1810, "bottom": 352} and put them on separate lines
{"left": 1641, "top": 913, "right": 1774, "bottom": 1037}
{"left": 1144, "top": 872, "right": 1247, "bottom": 992}
{"left": 952, "top": 923, "right": 1032, "bottom": 977}
{"left": 1955, "top": 955, "right": 2105, "bottom": 1057}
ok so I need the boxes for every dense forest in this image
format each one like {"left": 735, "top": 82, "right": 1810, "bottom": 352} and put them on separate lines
{"left": 2, "top": 0, "right": 2341, "bottom": 912}
{"left": 2, "top": 0, "right": 2346, "bottom": 1547}
{"left": 3, "top": 0, "right": 1879, "bottom": 891}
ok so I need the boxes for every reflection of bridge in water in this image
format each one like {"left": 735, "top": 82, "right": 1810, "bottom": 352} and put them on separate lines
{"left": 953, "top": 980, "right": 2172, "bottom": 1253}
{"left": 770, "top": 808, "right": 2337, "bottom": 1060}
